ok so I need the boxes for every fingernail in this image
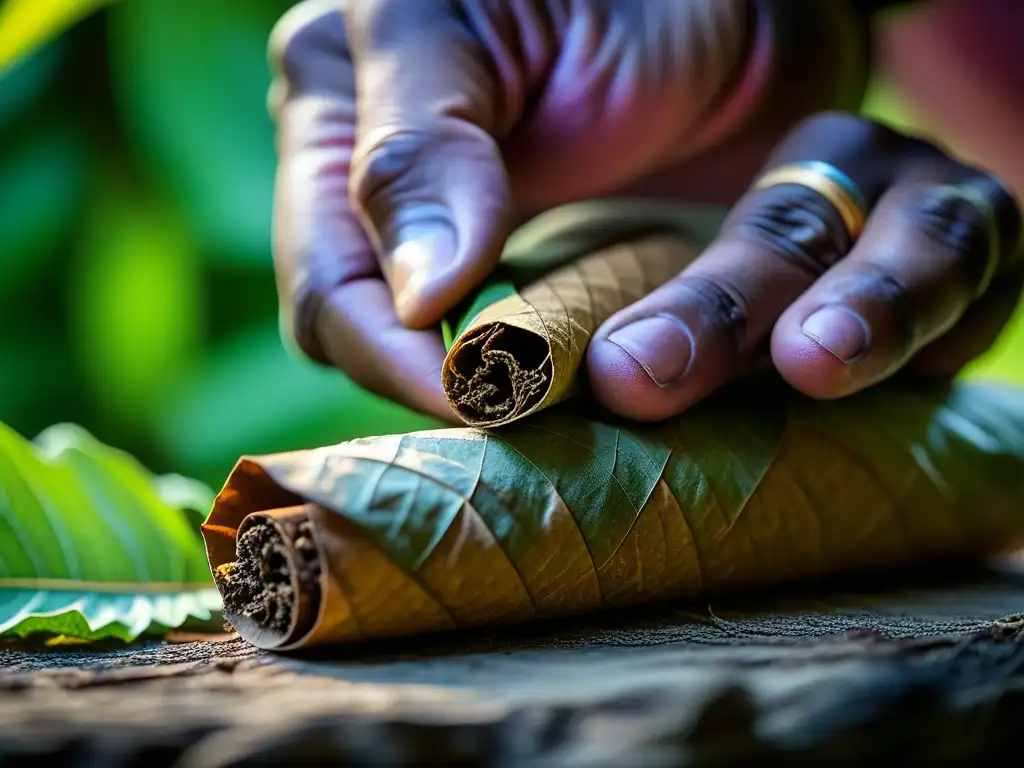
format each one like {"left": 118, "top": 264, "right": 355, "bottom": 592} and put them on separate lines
{"left": 801, "top": 305, "right": 870, "bottom": 363}
{"left": 389, "top": 225, "right": 457, "bottom": 316}
{"left": 606, "top": 314, "right": 694, "bottom": 386}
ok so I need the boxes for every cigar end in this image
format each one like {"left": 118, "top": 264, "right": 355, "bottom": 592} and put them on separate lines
{"left": 443, "top": 324, "right": 552, "bottom": 426}
{"left": 215, "top": 509, "right": 323, "bottom": 645}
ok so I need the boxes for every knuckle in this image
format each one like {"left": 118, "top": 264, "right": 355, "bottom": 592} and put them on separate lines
{"left": 847, "top": 263, "right": 919, "bottom": 348}
{"left": 285, "top": 285, "right": 331, "bottom": 366}
{"left": 269, "top": 0, "right": 351, "bottom": 99}
{"left": 864, "top": 266, "right": 915, "bottom": 315}
{"left": 899, "top": 134, "right": 948, "bottom": 166}
{"left": 786, "top": 112, "right": 899, "bottom": 159}
{"left": 352, "top": 131, "right": 435, "bottom": 209}
{"left": 792, "top": 112, "right": 941, "bottom": 162}
{"left": 794, "top": 111, "right": 872, "bottom": 139}
{"left": 901, "top": 184, "right": 994, "bottom": 290}
{"left": 734, "top": 187, "right": 850, "bottom": 275}
{"left": 671, "top": 275, "right": 750, "bottom": 345}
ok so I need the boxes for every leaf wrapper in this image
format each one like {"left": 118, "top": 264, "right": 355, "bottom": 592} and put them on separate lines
{"left": 440, "top": 200, "right": 726, "bottom": 427}
{"left": 203, "top": 380, "right": 1024, "bottom": 651}
{"left": 442, "top": 236, "right": 699, "bottom": 426}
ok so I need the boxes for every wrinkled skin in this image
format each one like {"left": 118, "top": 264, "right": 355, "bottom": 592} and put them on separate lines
{"left": 270, "top": 0, "right": 1022, "bottom": 423}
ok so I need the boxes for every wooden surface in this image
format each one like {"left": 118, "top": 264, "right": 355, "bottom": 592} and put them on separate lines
{"left": 3, "top": 563, "right": 1024, "bottom": 767}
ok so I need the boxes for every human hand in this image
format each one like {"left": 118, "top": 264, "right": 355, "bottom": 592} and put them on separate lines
{"left": 587, "top": 112, "right": 1023, "bottom": 420}
{"left": 268, "top": 0, "right": 866, "bottom": 420}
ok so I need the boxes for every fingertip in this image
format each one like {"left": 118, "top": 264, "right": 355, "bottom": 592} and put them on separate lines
{"left": 317, "top": 280, "right": 460, "bottom": 422}
{"left": 391, "top": 260, "right": 495, "bottom": 330}
{"left": 386, "top": 224, "right": 458, "bottom": 328}
{"left": 586, "top": 338, "right": 692, "bottom": 422}
{"left": 355, "top": 133, "right": 512, "bottom": 330}
{"left": 770, "top": 320, "right": 857, "bottom": 400}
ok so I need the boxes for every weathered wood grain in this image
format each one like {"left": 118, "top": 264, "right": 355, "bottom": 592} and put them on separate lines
{"left": 2, "top": 564, "right": 1024, "bottom": 766}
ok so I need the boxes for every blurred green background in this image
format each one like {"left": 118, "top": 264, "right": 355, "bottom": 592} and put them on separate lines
{"left": 1, "top": 0, "right": 1022, "bottom": 490}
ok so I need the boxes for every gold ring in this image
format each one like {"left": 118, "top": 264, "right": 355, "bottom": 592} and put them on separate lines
{"left": 753, "top": 160, "right": 869, "bottom": 242}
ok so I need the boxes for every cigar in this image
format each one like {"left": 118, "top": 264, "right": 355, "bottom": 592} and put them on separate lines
{"left": 202, "top": 382, "right": 1024, "bottom": 651}
{"left": 442, "top": 236, "right": 699, "bottom": 427}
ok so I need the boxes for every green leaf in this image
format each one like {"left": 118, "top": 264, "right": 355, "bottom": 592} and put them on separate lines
{"left": 490, "top": 416, "right": 676, "bottom": 568}
{"left": 70, "top": 177, "right": 203, "bottom": 430}
{"left": 319, "top": 384, "right": 784, "bottom": 582}
{"left": 0, "top": 422, "right": 220, "bottom": 642}
{"left": 0, "top": 41, "right": 62, "bottom": 127}
{"left": 0, "top": 588, "right": 221, "bottom": 642}
{"left": 0, "top": 0, "right": 119, "bottom": 71}
{"left": 107, "top": 0, "right": 293, "bottom": 261}
{"left": 0, "top": 119, "right": 89, "bottom": 303}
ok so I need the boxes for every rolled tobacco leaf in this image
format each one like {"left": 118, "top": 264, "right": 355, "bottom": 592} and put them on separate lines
{"left": 442, "top": 235, "right": 700, "bottom": 427}
{"left": 203, "top": 379, "right": 1024, "bottom": 651}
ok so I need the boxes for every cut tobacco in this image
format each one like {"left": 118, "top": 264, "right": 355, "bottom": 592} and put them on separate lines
{"left": 214, "top": 506, "right": 322, "bottom": 640}
{"left": 445, "top": 324, "right": 551, "bottom": 425}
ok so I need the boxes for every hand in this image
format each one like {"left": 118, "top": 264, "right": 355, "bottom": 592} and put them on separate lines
{"left": 269, "top": 0, "right": 866, "bottom": 420}
{"left": 588, "top": 112, "right": 1023, "bottom": 420}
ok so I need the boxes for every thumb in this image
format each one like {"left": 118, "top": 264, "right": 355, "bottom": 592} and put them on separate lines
{"left": 347, "top": 0, "right": 523, "bottom": 329}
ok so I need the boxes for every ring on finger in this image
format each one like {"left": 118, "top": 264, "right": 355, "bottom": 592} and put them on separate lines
{"left": 753, "top": 160, "right": 869, "bottom": 243}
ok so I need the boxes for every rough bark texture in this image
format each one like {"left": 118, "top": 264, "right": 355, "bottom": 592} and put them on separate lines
{"left": 2, "top": 563, "right": 1024, "bottom": 766}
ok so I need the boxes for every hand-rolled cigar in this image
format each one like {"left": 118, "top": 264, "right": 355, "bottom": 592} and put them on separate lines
{"left": 212, "top": 505, "right": 322, "bottom": 648}
{"left": 202, "top": 380, "right": 1024, "bottom": 651}
{"left": 202, "top": 201, "right": 1024, "bottom": 652}
{"left": 442, "top": 236, "right": 699, "bottom": 427}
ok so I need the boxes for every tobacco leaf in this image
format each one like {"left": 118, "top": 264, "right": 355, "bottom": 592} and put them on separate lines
{"left": 0, "top": 422, "right": 221, "bottom": 642}
{"left": 440, "top": 201, "right": 727, "bottom": 427}
{"left": 203, "top": 378, "right": 1024, "bottom": 650}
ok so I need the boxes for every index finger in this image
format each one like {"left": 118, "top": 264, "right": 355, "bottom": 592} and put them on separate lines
{"left": 270, "top": 0, "right": 458, "bottom": 421}
{"left": 313, "top": 279, "right": 457, "bottom": 420}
